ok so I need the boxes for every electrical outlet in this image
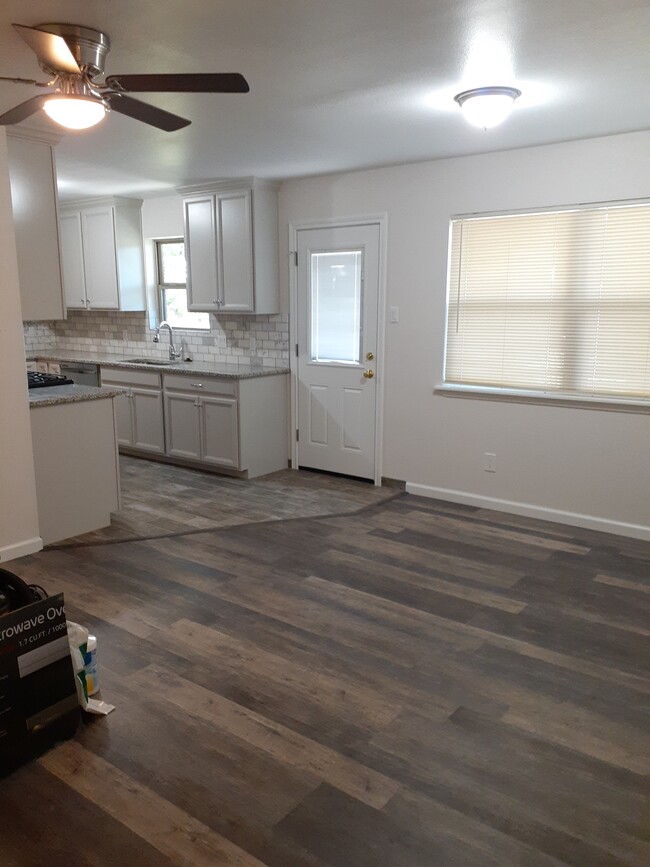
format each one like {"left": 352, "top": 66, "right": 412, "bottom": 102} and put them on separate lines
{"left": 484, "top": 452, "right": 497, "bottom": 473}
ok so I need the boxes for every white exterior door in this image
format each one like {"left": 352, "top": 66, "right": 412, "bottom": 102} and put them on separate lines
{"left": 296, "top": 223, "right": 380, "bottom": 481}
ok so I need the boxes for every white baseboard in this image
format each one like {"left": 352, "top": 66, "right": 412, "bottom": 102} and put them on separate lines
{"left": 404, "top": 483, "right": 650, "bottom": 541}
{"left": 0, "top": 536, "right": 43, "bottom": 563}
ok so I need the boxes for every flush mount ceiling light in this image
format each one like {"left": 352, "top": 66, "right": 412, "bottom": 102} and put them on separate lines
{"left": 454, "top": 86, "right": 521, "bottom": 129}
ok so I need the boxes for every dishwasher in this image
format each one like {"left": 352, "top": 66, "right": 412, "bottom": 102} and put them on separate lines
{"left": 58, "top": 362, "right": 100, "bottom": 386}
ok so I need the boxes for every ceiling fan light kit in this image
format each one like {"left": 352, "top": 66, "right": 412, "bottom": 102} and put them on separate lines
{"left": 43, "top": 94, "right": 106, "bottom": 129}
{"left": 454, "top": 86, "right": 521, "bottom": 129}
{"left": 0, "top": 22, "right": 250, "bottom": 132}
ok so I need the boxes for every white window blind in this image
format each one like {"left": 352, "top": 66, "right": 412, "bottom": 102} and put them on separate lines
{"left": 445, "top": 203, "right": 650, "bottom": 401}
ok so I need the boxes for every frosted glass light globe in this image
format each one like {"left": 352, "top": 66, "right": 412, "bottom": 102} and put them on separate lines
{"left": 454, "top": 87, "right": 521, "bottom": 129}
{"left": 44, "top": 97, "right": 106, "bottom": 130}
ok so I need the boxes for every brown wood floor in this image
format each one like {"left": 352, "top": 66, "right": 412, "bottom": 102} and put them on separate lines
{"left": 2, "top": 484, "right": 649, "bottom": 866}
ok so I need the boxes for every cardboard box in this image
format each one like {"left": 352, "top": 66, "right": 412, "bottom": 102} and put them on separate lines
{"left": 0, "top": 593, "right": 80, "bottom": 776}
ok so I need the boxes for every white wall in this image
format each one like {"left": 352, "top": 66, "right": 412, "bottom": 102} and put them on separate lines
{"left": 141, "top": 193, "right": 184, "bottom": 240}
{"left": 279, "top": 130, "right": 650, "bottom": 538}
{"left": 0, "top": 129, "right": 42, "bottom": 561}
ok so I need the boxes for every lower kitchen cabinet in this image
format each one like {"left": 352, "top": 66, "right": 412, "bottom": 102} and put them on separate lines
{"left": 163, "top": 375, "right": 239, "bottom": 468}
{"left": 100, "top": 368, "right": 165, "bottom": 454}
{"left": 100, "top": 365, "right": 288, "bottom": 478}
{"left": 131, "top": 388, "right": 166, "bottom": 453}
{"left": 164, "top": 392, "right": 201, "bottom": 461}
{"left": 30, "top": 395, "right": 121, "bottom": 545}
{"left": 201, "top": 397, "right": 239, "bottom": 467}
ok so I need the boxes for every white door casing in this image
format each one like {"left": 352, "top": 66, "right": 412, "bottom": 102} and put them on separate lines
{"left": 294, "top": 222, "right": 383, "bottom": 482}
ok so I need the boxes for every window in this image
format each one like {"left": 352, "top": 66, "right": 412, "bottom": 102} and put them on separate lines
{"left": 444, "top": 202, "right": 650, "bottom": 403}
{"left": 156, "top": 239, "right": 209, "bottom": 330}
{"left": 310, "top": 250, "right": 363, "bottom": 364}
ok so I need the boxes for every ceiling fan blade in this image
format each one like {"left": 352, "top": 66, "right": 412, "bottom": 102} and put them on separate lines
{"left": 12, "top": 24, "right": 80, "bottom": 74}
{"left": 105, "top": 93, "right": 190, "bottom": 131}
{"left": 0, "top": 94, "right": 51, "bottom": 126}
{"left": 105, "top": 73, "right": 249, "bottom": 93}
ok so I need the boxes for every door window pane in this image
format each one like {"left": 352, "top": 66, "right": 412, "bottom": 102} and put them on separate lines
{"left": 310, "top": 250, "right": 362, "bottom": 363}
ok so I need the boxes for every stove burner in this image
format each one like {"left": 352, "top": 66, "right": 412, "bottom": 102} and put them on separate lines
{"left": 27, "top": 371, "right": 74, "bottom": 389}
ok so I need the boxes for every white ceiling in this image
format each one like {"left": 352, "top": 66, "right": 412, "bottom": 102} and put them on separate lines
{"left": 1, "top": 0, "right": 648, "bottom": 200}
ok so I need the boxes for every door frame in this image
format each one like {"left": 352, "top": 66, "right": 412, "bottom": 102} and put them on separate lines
{"left": 289, "top": 214, "right": 388, "bottom": 485}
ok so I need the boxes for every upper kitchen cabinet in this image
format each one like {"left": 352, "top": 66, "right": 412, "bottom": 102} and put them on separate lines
{"left": 59, "top": 197, "right": 146, "bottom": 311}
{"left": 179, "top": 178, "right": 279, "bottom": 314}
{"left": 7, "top": 128, "right": 66, "bottom": 321}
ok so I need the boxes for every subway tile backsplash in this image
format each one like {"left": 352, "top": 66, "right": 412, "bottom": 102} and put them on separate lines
{"left": 23, "top": 310, "right": 290, "bottom": 368}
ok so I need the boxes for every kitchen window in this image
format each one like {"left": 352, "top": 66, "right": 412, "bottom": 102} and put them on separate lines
{"left": 443, "top": 201, "right": 650, "bottom": 405}
{"left": 156, "top": 239, "right": 209, "bottom": 330}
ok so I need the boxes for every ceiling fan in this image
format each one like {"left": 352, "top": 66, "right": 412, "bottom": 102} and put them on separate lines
{"left": 0, "top": 23, "right": 249, "bottom": 131}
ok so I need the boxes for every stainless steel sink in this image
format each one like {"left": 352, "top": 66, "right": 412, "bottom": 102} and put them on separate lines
{"left": 124, "top": 358, "right": 174, "bottom": 366}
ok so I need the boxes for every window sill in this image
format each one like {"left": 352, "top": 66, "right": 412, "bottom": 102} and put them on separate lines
{"left": 434, "top": 383, "right": 650, "bottom": 414}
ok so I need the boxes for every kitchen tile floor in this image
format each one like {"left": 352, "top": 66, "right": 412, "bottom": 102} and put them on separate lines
{"left": 52, "top": 456, "right": 403, "bottom": 547}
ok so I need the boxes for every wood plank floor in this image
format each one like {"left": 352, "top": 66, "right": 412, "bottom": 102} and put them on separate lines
{"left": 55, "top": 456, "right": 401, "bottom": 547}
{"left": 2, "top": 478, "right": 649, "bottom": 866}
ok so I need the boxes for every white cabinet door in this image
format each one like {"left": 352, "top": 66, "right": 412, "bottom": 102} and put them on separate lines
{"left": 200, "top": 396, "right": 239, "bottom": 467}
{"left": 112, "top": 390, "right": 134, "bottom": 447}
{"left": 217, "top": 190, "right": 254, "bottom": 312}
{"left": 164, "top": 392, "right": 201, "bottom": 459}
{"left": 132, "top": 388, "right": 165, "bottom": 454}
{"left": 80, "top": 207, "right": 119, "bottom": 309}
{"left": 185, "top": 196, "right": 219, "bottom": 311}
{"left": 59, "top": 212, "right": 87, "bottom": 310}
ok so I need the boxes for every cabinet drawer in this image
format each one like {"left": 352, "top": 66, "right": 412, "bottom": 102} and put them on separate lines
{"left": 100, "top": 367, "right": 161, "bottom": 388}
{"left": 163, "top": 373, "right": 237, "bottom": 397}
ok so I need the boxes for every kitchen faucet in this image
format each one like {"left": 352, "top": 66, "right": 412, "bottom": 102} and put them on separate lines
{"left": 153, "top": 320, "right": 182, "bottom": 361}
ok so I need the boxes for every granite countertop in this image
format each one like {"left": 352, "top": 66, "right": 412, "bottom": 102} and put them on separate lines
{"left": 28, "top": 384, "right": 124, "bottom": 408}
{"left": 28, "top": 352, "right": 290, "bottom": 380}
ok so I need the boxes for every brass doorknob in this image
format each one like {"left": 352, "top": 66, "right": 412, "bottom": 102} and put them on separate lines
{"left": 363, "top": 369, "right": 374, "bottom": 379}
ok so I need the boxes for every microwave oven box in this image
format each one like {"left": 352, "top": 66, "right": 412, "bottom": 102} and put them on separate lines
{"left": 0, "top": 593, "right": 80, "bottom": 776}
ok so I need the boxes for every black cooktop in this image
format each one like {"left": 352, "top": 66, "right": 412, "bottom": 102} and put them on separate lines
{"left": 27, "top": 371, "right": 74, "bottom": 389}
